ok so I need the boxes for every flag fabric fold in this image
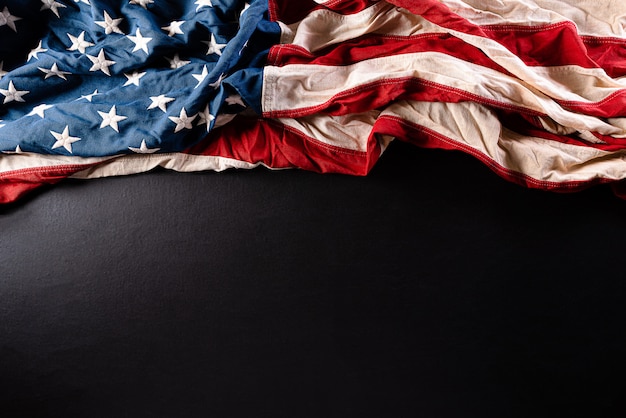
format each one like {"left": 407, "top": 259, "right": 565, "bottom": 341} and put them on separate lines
{"left": 1, "top": 0, "right": 626, "bottom": 204}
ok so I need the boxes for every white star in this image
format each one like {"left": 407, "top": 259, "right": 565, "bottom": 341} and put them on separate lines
{"left": 67, "top": 31, "right": 94, "bottom": 54}
{"left": 204, "top": 33, "right": 227, "bottom": 56}
{"left": 129, "top": 0, "right": 154, "bottom": 9}
{"left": 78, "top": 89, "right": 99, "bottom": 102}
{"left": 28, "top": 40, "right": 47, "bottom": 61}
{"left": 169, "top": 108, "right": 196, "bottom": 133}
{"left": 51, "top": 126, "right": 81, "bottom": 153}
{"left": 95, "top": 11, "right": 124, "bottom": 35}
{"left": 123, "top": 70, "right": 146, "bottom": 86}
{"left": 0, "top": 81, "right": 29, "bottom": 104}
{"left": 197, "top": 104, "right": 214, "bottom": 131}
{"left": 148, "top": 94, "right": 175, "bottom": 112}
{"left": 162, "top": 20, "right": 185, "bottom": 36}
{"left": 75, "top": 0, "right": 90, "bottom": 5}
{"left": 27, "top": 103, "right": 54, "bottom": 118}
{"left": 0, "top": 120, "right": 5, "bottom": 129}
{"left": 0, "top": 62, "right": 7, "bottom": 80}
{"left": 0, "top": 7, "right": 21, "bottom": 32}
{"left": 127, "top": 28, "right": 152, "bottom": 54}
{"left": 195, "top": 0, "right": 213, "bottom": 12}
{"left": 225, "top": 94, "right": 246, "bottom": 107}
{"left": 192, "top": 65, "right": 208, "bottom": 88}
{"left": 38, "top": 63, "right": 71, "bottom": 80}
{"left": 166, "top": 54, "right": 190, "bottom": 69}
{"left": 87, "top": 49, "right": 116, "bottom": 76}
{"left": 208, "top": 73, "right": 225, "bottom": 90}
{"left": 40, "top": 0, "right": 66, "bottom": 18}
{"left": 129, "top": 139, "right": 160, "bottom": 154}
{"left": 98, "top": 105, "right": 127, "bottom": 133}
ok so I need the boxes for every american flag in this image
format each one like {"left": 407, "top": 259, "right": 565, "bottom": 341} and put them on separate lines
{"left": 1, "top": 0, "right": 626, "bottom": 203}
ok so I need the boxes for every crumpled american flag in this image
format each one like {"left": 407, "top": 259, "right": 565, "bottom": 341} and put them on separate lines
{"left": 1, "top": 0, "right": 626, "bottom": 203}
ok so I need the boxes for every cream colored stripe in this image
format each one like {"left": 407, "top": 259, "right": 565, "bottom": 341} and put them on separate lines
{"left": 278, "top": 111, "right": 380, "bottom": 152}
{"left": 68, "top": 153, "right": 266, "bottom": 179}
{"left": 382, "top": 100, "right": 626, "bottom": 183}
{"left": 440, "top": 0, "right": 626, "bottom": 38}
{"left": 263, "top": 51, "right": 624, "bottom": 136}
{"left": 0, "top": 152, "right": 266, "bottom": 179}
{"left": 0, "top": 152, "right": 114, "bottom": 174}
{"left": 279, "top": 2, "right": 447, "bottom": 49}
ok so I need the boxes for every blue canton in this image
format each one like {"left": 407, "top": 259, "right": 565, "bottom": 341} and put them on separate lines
{"left": 0, "top": 0, "right": 279, "bottom": 156}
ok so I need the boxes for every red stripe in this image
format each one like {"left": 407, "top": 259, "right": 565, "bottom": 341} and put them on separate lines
{"left": 581, "top": 36, "right": 626, "bottom": 78}
{"left": 484, "top": 24, "right": 626, "bottom": 79}
{"left": 387, "top": 0, "right": 488, "bottom": 37}
{"left": 185, "top": 115, "right": 379, "bottom": 175}
{"left": 268, "top": 0, "right": 319, "bottom": 23}
{"left": 371, "top": 114, "right": 618, "bottom": 193}
{"left": 482, "top": 23, "right": 596, "bottom": 68}
{"left": 555, "top": 90, "right": 626, "bottom": 118}
{"left": 496, "top": 111, "right": 626, "bottom": 152}
{"left": 0, "top": 164, "right": 91, "bottom": 204}
{"left": 271, "top": 20, "right": 611, "bottom": 73}
{"left": 268, "top": 33, "right": 512, "bottom": 78}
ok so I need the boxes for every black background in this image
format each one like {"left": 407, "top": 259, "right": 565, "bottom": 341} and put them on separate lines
{"left": 2, "top": 140, "right": 626, "bottom": 417}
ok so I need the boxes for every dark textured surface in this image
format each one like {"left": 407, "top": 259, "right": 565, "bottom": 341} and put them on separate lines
{"left": 2, "top": 141, "right": 626, "bottom": 417}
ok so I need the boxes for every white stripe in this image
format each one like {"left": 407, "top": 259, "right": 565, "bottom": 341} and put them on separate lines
{"left": 68, "top": 153, "right": 267, "bottom": 179}
{"left": 383, "top": 100, "right": 626, "bottom": 183}
{"left": 0, "top": 152, "right": 114, "bottom": 174}
{"left": 263, "top": 52, "right": 625, "bottom": 136}
{"left": 440, "top": 0, "right": 626, "bottom": 39}
{"left": 0, "top": 151, "right": 267, "bottom": 180}
{"left": 278, "top": 111, "right": 379, "bottom": 152}
{"left": 279, "top": 2, "right": 447, "bottom": 50}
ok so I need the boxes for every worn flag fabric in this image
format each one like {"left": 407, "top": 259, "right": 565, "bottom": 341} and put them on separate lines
{"left": 1, "top": 0, "right": 626, "bottom": 203}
